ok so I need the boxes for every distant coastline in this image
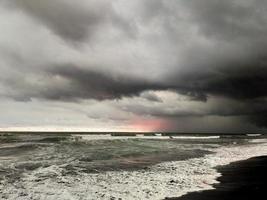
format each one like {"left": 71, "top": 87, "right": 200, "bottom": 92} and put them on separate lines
{"left": 0, "top": 131, "right": 265, "bottom": 136}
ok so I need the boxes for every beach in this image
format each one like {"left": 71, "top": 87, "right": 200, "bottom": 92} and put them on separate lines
{"left": 167, "top": 156, "right": 267, "bottom": 200}
{"left": 0, "top": 133, "right": 267, "bottom": 200}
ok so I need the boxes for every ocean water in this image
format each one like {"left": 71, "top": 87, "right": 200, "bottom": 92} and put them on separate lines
{"left": 0, "top": 133, "right": 266, "bottom": 200}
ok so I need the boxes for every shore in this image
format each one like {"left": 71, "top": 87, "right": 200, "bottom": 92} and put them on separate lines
{"left": 166, "top": 156, "right": 267, "bottom": 200}
{"left": 1, "top": 135, "right": 267, "bottom": 200}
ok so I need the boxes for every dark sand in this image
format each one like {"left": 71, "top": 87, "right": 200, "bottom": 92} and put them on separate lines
{"left": 165, "top": 156, "right": 267, "bottom": 200}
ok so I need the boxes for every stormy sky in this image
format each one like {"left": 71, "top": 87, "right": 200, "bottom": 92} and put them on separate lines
{"left": 0, "top": 0, "right": 267, "bottom": 132}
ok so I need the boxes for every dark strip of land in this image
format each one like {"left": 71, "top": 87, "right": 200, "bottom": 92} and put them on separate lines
{"left": 0, "top": 131, "right": 265, "bottom": 137}
{"left": 165, "top": 156, "right": 267, "bottom": 200}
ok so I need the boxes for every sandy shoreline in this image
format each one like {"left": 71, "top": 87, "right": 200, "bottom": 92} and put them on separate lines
{"left": 168, "top": 155, "right": 267, "bottom": 200}
{"left": 1, "top": 139, "right": 266, "bottom": 200}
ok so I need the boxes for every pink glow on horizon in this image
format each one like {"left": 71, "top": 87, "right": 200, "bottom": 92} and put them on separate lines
{"left": 128, "top": 118, "right": 172, "bottom": 132}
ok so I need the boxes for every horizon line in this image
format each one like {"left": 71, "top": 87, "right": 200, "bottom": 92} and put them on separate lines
{"left": 0, "top": 131, "right": 265, "bottom": 135}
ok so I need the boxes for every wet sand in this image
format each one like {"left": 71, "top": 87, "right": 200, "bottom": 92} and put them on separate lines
{"left": 166, "top": 156, "right": 267, "bottom": 200}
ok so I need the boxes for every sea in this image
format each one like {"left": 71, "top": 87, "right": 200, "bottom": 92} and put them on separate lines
{"left": 0, "top": 133, "right": 267, "bottom": 200}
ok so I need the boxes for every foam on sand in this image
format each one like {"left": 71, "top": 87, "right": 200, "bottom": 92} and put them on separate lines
{"left": 1, "top": 139, "right": 267, "bottom": 200}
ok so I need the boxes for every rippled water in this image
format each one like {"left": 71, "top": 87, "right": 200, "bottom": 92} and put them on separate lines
{"left": 0, "top": 133, "right": 265, "bottom": 200}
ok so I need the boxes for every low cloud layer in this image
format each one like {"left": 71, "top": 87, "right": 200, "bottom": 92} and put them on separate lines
{"left": 0, "top": 0, "right": 267, "bottom": 131}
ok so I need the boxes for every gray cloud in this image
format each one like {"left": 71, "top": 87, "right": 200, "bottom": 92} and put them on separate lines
{"left": 6, "top": 0, "right": 110, "bottom": 41}
{"left": 182, "top": 0, "right": 267, "bottom": 41}
{"left": 46, "top": 65, "right": 166, "bottom": 100}
{"left": 140, "top": 91, "right": 163, "bottom": 102}
{"left": 1, "top": 0, "right": 267, "bottom": 131}
{"left": 0, "top": 64, "right": 167, "bottom": 102}
{"left": 4, "top": 0, "right": 136, "bottom": 42}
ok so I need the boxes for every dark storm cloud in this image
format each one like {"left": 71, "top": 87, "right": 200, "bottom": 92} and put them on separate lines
{"left": 243, "top": 99, "right": 267, "bottom": 128}
{"left": 4, "top": 0, "right": 118, "bottom": 42}
{"left": 126, "top": 98, "right": 267, "bottom": 119}
{"left": 163, "top": 0, "right": 267, "bottom": 101}
{"left": 248, "top": 114, "right": 267, "bottom": 128}
{"left": 183, "top": 0, "right": 267, "bottom": 41}
{"left": 1, "top": 0, "right": 267, "bottom": 130}
{"left": 43, "top": 65, "right": 167, "bottom": 101}
{"left": 163, "top": 0, "right": 267, "bottom": 127}
{"left": 168, "top": 61, "right": 267, "bottom": 101}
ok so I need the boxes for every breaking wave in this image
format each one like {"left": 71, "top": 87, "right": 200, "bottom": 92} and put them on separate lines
{"left": 0, "top": 134, "right": 266, "bottom": 200}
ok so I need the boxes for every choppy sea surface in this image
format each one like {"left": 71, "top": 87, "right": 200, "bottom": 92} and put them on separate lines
{"left": 0, "top": 133, "right": 267, "bottom": 200}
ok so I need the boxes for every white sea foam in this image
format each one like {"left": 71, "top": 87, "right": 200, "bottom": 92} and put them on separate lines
{"left": 249, "top": 138, "right": 267, "bottom": 143}
{"left": 73, "top": 134, "right": 220, "bottom": 141}
{"left": 1, "top": 139, "right": 267, "bottom": 200}
{"left": 246, "top": 134, "right": 262, "bottom": 137}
